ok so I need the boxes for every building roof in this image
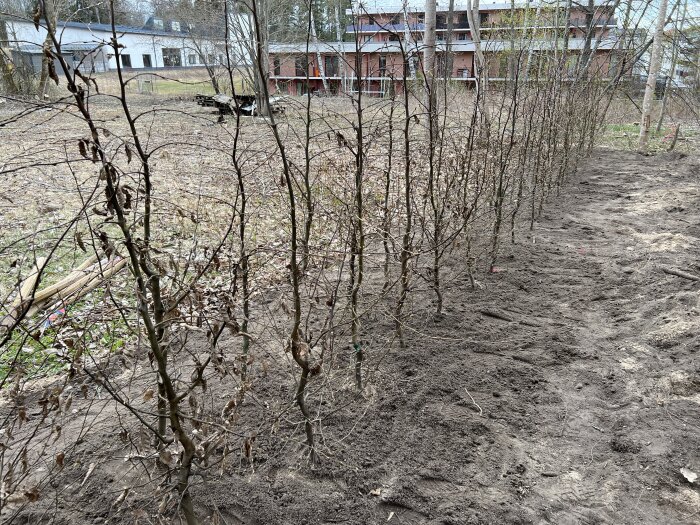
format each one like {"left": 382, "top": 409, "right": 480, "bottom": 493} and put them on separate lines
{"left": 15, "top": 42, "right": 101, "bottom": 53}
{"left": 59, "top": 20, "right": 189, "bottom": 37}
{"left": 7, "top": 16, "right": 190, "bottom": 38}
{"left": 352, "top": 0, "right": 615, "bottom": 14}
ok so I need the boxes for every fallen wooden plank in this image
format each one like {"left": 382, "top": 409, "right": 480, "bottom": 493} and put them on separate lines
{"left": 1, "top": 257, "right": 48, "bottom": 330}
{"left": 27, "top": 257, "right": 126, "bottom": 319}
{"left": 33, "top": 255, "right": 102, "bottom": 303}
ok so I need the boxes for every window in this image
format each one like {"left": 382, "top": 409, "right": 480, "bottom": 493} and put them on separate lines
{"left": 378, "top": 55, "right": 387, "bottom": 76}
{"left": 436, "top": 14, "right": 447, "bottom": 27}
{"left": 162, "top": 48, "right": 182, "bottom": 67}
{"left": 188, "top": 54, "right": 197, "bottom": 65}
{"left": 458, "top": 13, "right": 469, "bottom": 27}
{"left": 458, "top": 33, "right": 467, "bottom": 40}
{"left": 295, "top": 55, "right": 308, "bottom": 77}
{"left": 364, "top": 35, "right": 372, "bottom": 43}
{"left": 437, "top": 33, "right": 445, "bottom": 41}
{"left": 171, "top": 21, "right": 180, "bottom": 32}
{"left": 274, "top": 57, "right": 281, "bottom": 76}
{"left": 324, "top": 55, "right": 339, "bottom": 77}
{"left": 142, "top": 54, "right": 152, "bottom": 67}
{"left": 389, "top": 34, "right": 400, "bottom": 41}
{"left": 207, "top": 54, "right": 215, "bottom": 64}
{"left": 121, "top": 54, "right": 132, "bottom": 68}
{"left": 480, "top": 13, "right": 489, "bottom": 25}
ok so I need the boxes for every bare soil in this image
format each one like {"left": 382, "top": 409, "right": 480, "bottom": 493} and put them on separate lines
{"left": 5, "top": 148, "right": 700, "bottom": 524}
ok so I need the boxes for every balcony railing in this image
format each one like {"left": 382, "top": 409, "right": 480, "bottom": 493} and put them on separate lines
{"left": 348, "top": 17, "right": 617, "bottom": 33}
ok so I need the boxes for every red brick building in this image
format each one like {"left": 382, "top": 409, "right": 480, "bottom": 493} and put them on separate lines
{"left": 268, "top": 0, "right": 619, "bottom": 96}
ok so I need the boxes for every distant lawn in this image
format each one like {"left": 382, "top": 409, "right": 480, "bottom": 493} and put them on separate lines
{"left": 88, "top": 68, "right": 253, "bottom": 97}
{"left": 603, "top": 122, "right": 678, "bottom": 151}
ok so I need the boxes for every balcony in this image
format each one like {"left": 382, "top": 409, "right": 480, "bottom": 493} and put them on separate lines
{"left": 347, "top": 17, "right": 617, "bottom": 34}
{"left": 347, "top": 23, "right": 423, "bottom": 32}
{"left": 570, "top": 17, "right": 618, "bottom": 27}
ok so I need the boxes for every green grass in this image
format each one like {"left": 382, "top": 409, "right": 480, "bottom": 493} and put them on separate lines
{"left": 602, "top": 122, "right": 675, "bottom": 151}
{"left": 152, "top": 79, "right": 215, "bottom": 95}
{"left": 125, "top": 75, "right": 251, "bottom": 96}
{"left": 1, "top": 315, "right": 129, "bottom": 381}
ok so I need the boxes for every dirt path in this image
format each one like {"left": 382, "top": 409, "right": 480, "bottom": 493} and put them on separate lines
{"left": 357, "top": 148, "right": 700, "bottom": 525}
{"left": 227, "top": 148, "right": 700, "bottom": 525}
{"left": 466, "top": 149, "right": 700, "bottom": 524}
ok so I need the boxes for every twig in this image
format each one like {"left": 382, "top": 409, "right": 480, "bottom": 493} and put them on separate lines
{"left": 662, "top": 267, "right": 700, "bottom": 282}
{"left": 80, "top": 462, "right": 96, "bottom": 487}
{"left": 464, "top": 387, "right": 483, "bottom": 416}
{"left": 479, "top": 309, "right": 514, "bottom": 322}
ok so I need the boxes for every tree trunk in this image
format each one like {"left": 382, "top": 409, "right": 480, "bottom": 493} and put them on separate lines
{"left": 445, "top": 0, "right": 455, "bottom": 79}
{"left": 524, "top": 2, "right": 542, "bottom": 82}
{"left": 639, "top": 0, "right": 669, "bottom": 152}
{"left": 423, "top": 0, "right": 437, "bottom": 132}
{"left": 335, "top": 4, "right": 346, "bottom": 92}
{"left": 0, "top": 19, "right": 18, "bottom": 94}
{"left": 579, "top": 0, "right": 595, "bottom": 78}
{"left": 403, "top": 3, "right": 416, "bottom": 79}
{"left": 310, "top": 8, "right": 328, "bottom": 91}
{"left": 38, "top": 0, "right": 58, "bottom": 97}
{"left": 466, "top": 0, "right": 488, "bottom": 122}
{"left": 252, "top": 1, "right": 270, "bottom": 116}
{"left": 656, "top": 0, "right": 686, "bottom": 133}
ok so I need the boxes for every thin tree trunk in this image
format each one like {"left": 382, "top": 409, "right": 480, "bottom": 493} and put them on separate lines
{"left": 403, "top": 2, "right": 416, "bottom": 79}
{"left": 579, "top": 0, "right": 595, "bottom": 78}
{"left": 350, "top": 21, "right": 365, "bottom": 390}
{"left": 445, "top": 0, "right": 455, "bottom": 78}
{"left": 38, "top": 0, "right": 56, "bottom": 97}
{"left": 335, "top": 4, "right": 346, "bottom": 92}
{"left": 466, "top": 0, "right": 489, "bottom": 122}
{"left": 524, "top": 2, "right": 542, "bottom": 82}
{"left": 656, "top": 0, "right": 686, "bottom": 133}
{"left": 639, "top": 0, "right": 669, "bottom": 152}
{"left": 423, "top": 0, "right": 437, "bottom": 126}
{"left": 310, "top": 8, "right": 328, "bottom": 91}
{"left": 0, "top": 18, "right": 18, "bottom": 94}
{"left": 252, "top": 0, "right": 270, "bottom": 116}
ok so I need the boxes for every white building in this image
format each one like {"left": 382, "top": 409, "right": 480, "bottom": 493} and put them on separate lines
{"left": 3, "top": 16, "right": 249, "bottom": 74}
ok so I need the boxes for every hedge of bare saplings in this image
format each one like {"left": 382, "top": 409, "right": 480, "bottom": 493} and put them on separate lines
{"left": 0, "top": 1, "right": 677, "bottom": 523}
